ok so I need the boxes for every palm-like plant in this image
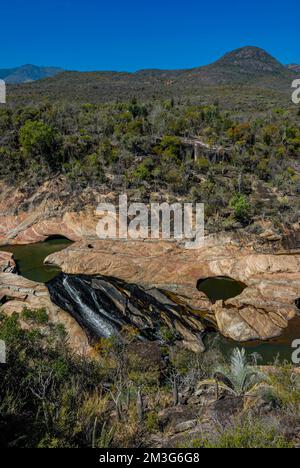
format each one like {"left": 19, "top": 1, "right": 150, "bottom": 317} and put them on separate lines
{"left": 198, "top": 348, "right": 267, "bottom": 398}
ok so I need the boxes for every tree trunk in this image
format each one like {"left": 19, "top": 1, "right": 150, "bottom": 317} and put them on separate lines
{"left": 115, "top": 392, "right": 122, "bottom": 422}
{"left": 215, "top": 381, "right": 220, "bottom": 401}
{"left": 173, "top": 378, "right": 179, "bottom": 406}
{"left": 137, "top": 388, "right": 144, "bottom": 423}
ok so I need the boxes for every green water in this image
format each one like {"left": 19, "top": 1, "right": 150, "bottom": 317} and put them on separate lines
{"left": 3, "top": 239, "right": 71, "bottom": 283}
{"left": 205, "top": 317, "right": 300, "bottom": 365}
{"left": 2, "top": 244, "right": 299, "bottom": 364}
{"left": 198, "top": 276, "right": 246, "bottom": 301}
{"left": 199, "top": 276, "right": 300, "bottom": 364}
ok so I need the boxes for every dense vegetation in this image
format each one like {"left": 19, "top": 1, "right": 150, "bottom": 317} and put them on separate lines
{"left": 0, "top": 98, "right": 299, "bottom": 232}
{"left": 0, "top": 310, "right": 299, "bottom": 448}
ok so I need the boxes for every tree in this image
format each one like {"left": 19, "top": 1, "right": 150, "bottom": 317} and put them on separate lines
{"left": 136, "top": 387, "right": 144, "bottom": 423}
{"left": 155, "top": 136, "right": 182, "bottom": 160}
{"left": 230, "top": 194, "right": 252, "bottom": 224}
{"left": 19, "top": 120, "right": 58, "bottom": 166}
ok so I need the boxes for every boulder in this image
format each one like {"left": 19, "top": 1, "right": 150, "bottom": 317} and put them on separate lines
{"left": 173, "top": 419, "right": 198, "bottom": 434}
{"left": 158, "top": 405, "right": 200, "bottom": 431}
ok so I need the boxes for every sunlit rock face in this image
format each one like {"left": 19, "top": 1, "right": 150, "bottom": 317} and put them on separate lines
{"left": 0, "top": 211, "right": 97, "bottom": 245}
{"left": 44, "top": 234, "right": 300, "bottom": 343}
{"left": 0, "top": 180, "right": 102, "bottom": 246}
{"left": 0, "top": 273, "right": 91, "bottom": 355}
{"left": 0, "top": 252, "right": 16, "bottom": 273}
{"left": 1, "top": 176, "right": 300, "bottom": 346}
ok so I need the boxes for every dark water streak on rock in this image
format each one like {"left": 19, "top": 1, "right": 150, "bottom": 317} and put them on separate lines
{"left": 47, "top": 273, "right": 211, "bottom": 351}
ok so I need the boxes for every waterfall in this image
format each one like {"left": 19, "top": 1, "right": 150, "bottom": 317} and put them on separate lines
{"left": 51, "top": 274, "right": 121, "bottom": 339}
{"left": 47, "top": 273, "right": 163, "bottom": 342}
{"left": 62, "top": 276, "right": 118, "bottom": 338}
{"left": 47, "top": 272, "right": 207, "bottom": 352}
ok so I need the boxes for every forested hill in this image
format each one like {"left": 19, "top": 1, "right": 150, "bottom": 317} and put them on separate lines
{"left": 0, "top": 65, "right": 63, "bottom": 84}
{"left": 1, "top": 45, "right": 300, "bottom": 234}
{"left": 6, "top": 47, "right": 297, "bottom": 108}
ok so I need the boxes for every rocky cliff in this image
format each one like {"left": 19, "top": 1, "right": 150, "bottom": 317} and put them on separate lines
{"left": 44, "top": 235, "right": 300, "bottom": 343}
{"left": 0, "top": 180, "right": 102, "bottom": 245}
{"left": 1, "top": 179, "right": 300, "bottom": 347}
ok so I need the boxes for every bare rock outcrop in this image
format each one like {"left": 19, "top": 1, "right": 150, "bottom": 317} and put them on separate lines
{"left": 0, "top": 251, "right": 16, "bottom": 273}
{"left": 0, "top": 179, "right": 105, "bottom": 245}
{"left": 0, "top": 273, "right": 91, "bottom": 355}
{"left": 47, "top": 273, "right": 208, "bottom": 353}
{"left": 0, "top": 211, "right": 99, "bottom": 245}
{"left": 44, "top": 237, "right": 300, "bottom": 343}
{"left": 1, "top": 176, "right": 300, "bottom": 345}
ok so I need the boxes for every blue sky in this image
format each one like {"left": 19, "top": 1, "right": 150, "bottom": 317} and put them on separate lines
{"left": 1, "top": 0, "right": 299, "bottom": 71}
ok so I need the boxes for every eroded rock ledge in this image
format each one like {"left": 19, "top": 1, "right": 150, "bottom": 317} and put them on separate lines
{"left": 0, "top": 273, "right": 91, "bottom": 355}
{"left": 1, "top": 179, "right": 299, "bottom": 250}
{"left": 1, "top": 178, "right": 299, "bottom": 346}
{"left": 0, "top": 252, "right": 16, "bottom": 273}
{"left": 44, "top": 236, "right": 300, "bottom": 343}
{"left": 47, "top": 273, "right": 210, "bottom": 353}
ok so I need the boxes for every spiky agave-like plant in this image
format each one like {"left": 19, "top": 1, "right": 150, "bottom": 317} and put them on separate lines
{"left": 198, "top": 348, "right": 267, "bottom": 398}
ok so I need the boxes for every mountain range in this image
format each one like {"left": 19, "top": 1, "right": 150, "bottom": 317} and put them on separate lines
{"left": 4, "top": 47, "right": 300, "bottom": 107}
{"left": 0, "top": 64, "right": 63, "bottom": 84}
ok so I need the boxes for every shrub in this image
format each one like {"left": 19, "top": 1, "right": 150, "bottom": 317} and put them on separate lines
{"left": 189, "top": 417, "right": 293, "bottom": 449}
{"left": 21, "top": 306, "right": 49, "bottom": 325}
{"left": 266, "top": 366, "right": 300, "bottom": 410}
{"left": 146, "top": 412, "right": 159, "bottom": 433}
{"left": 230, "top": 194, "right": 252, "bottom": 224}
{"left": 19, "top": 120, "right": 58, "bottom": 164}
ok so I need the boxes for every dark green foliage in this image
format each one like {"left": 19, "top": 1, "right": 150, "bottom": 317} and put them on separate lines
{"left": 230, "top": 194, "right": 252, "bottom": 224}
{"left": 0, "top": 313, "right": 104, "bottom": 448}
{"left": 21, "top": 306, "right": 49, "bottom": 325}
{"left": 19, "top": 120, "right": 60, "bottom": 169}
{"left": 0, "top": 313, "right": 296, "bottom": 448}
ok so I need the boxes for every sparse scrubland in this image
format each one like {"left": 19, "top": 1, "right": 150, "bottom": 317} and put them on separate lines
{"left": 0, "top": 310, "right": 299, "bottom": 448}
{"left": 1, "top": 46, "right": 300, "bottom": 448}
{"left": 1, "top": 98, "right": 300, "bottom": 233}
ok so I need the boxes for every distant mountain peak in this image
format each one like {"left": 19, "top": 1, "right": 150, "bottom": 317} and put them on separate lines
{"left": 215, "top": 46, "right": 285, "bottom": 74}
{"left": 7, "top": 46, "right": 295, "bottom": 104}
{"left": 0, "top": 64, "right": 63, "bottom": 84}
{"left": 223, "top": 45, "right": 273, "bottom": 58}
